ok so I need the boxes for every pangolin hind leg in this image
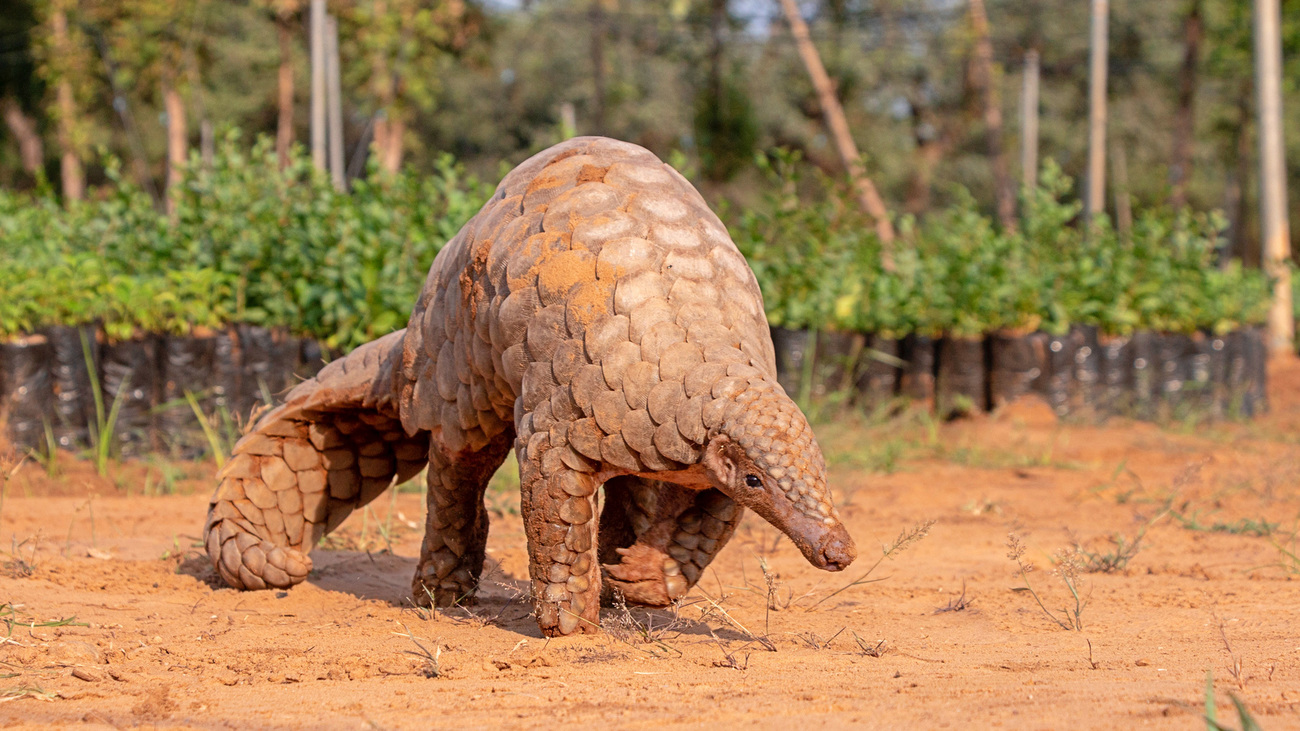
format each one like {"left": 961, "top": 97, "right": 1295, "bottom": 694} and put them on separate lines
{"left": 595, "top": 476, "right": 642, "bottom": 569}
{"left": 515, "top": 434, "right": 603, "bottom": 636}
{"left": 412, "top": 431, "right": 513, "bottom": 607}
{"left": 600, "top": 479, "right": 743, "bottom": 607}
{"left": 205, "top": 332, "right": 429, "bottom": 591}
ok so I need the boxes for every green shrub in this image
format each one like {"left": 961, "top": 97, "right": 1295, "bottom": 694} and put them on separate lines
{"left": 732, "top": 154, "right": 1271, "bottom": 340}
{"left": 0, "top": 139, "right": 1275, "bottom": 349}
{"left": 0, "top": 129, "right": 490, "bottom": 349}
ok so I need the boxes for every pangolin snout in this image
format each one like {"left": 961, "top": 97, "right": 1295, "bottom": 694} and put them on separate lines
{"left": 814, "top": 526, "right": 857, "bottom": 571}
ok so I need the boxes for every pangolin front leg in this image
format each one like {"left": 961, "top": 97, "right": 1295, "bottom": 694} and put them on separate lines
{"left": 413, "top": 431, "right": 513, "bottom": 606}
{"left": 516, "top": 433, "right": 602, "bottom": 636}
{"left": 600, "top": 478, "right": 742, "bottom": 606}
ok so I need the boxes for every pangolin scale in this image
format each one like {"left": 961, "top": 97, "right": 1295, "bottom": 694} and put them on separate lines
{"left": 204, "top": 137, "right": 856, "bottom": 636}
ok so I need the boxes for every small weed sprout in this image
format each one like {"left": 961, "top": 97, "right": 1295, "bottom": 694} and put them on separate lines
{"left": 25, "top": 422, "right": 58, "bottom": 479}
{"left": 934, "top": 580, "right": 973, "bottom": 613}
{"left": 1204, "top": 670, "right": 1264, "bottom": 731}
{"left": 735, "top": 558, "right": 804, "bottom": 610}
{"left": 601, "top": 590, "right": 685, "bottom": 657}
{"left": 1, "top": 603, "right": 88, "bottom": 641}
{"left": 396, "top": 623, "right": 442, "bottom": 678}
{"left": 1007, "top": 533, "right": 1087, "bottom": 631}
{"left": 0, "top": 684, "right": 58, "bottom": 703}
{"left": 708, "top": 630, "right": 750, "bottom": 670}
{"left": 1219, "top": 622, "right": 1246, "bottom": 690}
{"left": 81, "top": 330, "right": 129, "bottom": 478}
{"left": 1269, "top": 519, "right": 1299, "bottom": 575}
{"left": 794, "top": 627, "right": 847, "bottom": 650}
{"left": 809, "top": 519, "right": 935, "bottom": 609}
{"left": 183, "top": 390, "right": 230, "bottom": 469}
{"left": 1075, "top": 506, "right": 1169, "bottom": 574}
{"left": 851, "top": 631, "right": 887, "bottom": 657}
{"left": 1175, "top": 513, "right": 1278, "bottom": 537}
{"left": 758, "top": 557, "right": 790, "bottom": 612}
{"left": 694, "top": 583, "right": 776, "bottom": 652}
{"left": 3, "top": 537, "right": 38, "bottom": 579}
{"left": 0, "top": 452, "right": 23, "bottom": 526}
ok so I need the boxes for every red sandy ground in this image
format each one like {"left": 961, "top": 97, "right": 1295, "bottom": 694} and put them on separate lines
{"left": 2, "top": 363, "right": 1299, "bottom": 730}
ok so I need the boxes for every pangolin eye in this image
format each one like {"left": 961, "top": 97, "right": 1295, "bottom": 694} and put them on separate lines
{"left": 744, "top": 474, "right": 763, "bottom": 488}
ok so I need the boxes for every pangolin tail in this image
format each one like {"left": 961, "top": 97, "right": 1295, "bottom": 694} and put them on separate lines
{"left": 204, "top": 330, "right": 429, "bottom": 590}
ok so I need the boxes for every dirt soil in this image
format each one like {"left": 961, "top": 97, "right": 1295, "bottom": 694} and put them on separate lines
{"left": 3, "top": 364, "right": 1300, "bottom": 730}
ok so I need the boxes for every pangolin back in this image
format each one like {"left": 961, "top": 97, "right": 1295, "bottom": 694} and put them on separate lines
{"left": 394, "top": 136, "right": 778, "bottom": 469}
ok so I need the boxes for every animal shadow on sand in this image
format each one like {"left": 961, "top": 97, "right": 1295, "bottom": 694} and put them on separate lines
{"left": 178, "top": 551, "right": 749, "bottom": 640}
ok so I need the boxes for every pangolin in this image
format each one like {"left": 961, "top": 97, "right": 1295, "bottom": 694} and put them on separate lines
{"left": 204, "top": 137, "right": 857, "bottom": 636}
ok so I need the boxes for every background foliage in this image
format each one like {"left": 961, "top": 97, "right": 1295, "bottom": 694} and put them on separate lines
{"left": 0, "top": 132, "right": 490, "bottom": 346}
{"left": 0, "top": 0, "right": 1290, "bottom": 349}
{"left": 0, "top": 135, "right": 1272, "bottom": 347}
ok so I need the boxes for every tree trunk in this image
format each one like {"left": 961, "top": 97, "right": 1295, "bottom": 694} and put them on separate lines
{"left": 373, "top": 113, "right": 404, "bottom": 174}
{"left": 163, "top": 80, "right": 187, "bottom": 214}
{"left": 366, "top": 0, "right": 402, "bottom": 174}
{"left": 907, "top": 141, "right": 946, "bottom": 216}
{"left": 381, "top": 112, "right": 403, "bottom": 173}
{"left": 777, "top": 0, "right": 895, "bottom": 252}
{"left": 1112, "top": 138, "right": 1132, "bottom": 240}
{"left": 969, "top": 0, "right": 1015, "bottom": 230}
{"left": 1170, "top": 0, "right": 1201, "bottom": 209}
{"left": 276, "top": 15, "right": 296, "bottom": 169}
{"left": 1085, "top": 0, "right": 1109, "bottom": 222}
{"left": 590, "top": 0, "right": 607, "bottom": 135}
{"left": 709, "top": 0, "right": 724, "bottom": 103}
{"left": 906, "top": 90, "right": 948, "bottom": 216}
{"left": 373, "top": 114, "right": 391, "bottom": 170}
{"left": 1227, "top": 83, "right": 1254, "bottom": 265}
{"left": 50, "top": 4, "right": 84, "bottom": 202}
{"left": 1, "top": 98, "right": 44, "bottom": 176}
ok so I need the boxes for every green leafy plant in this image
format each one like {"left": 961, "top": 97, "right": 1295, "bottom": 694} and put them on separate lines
{"left": 1204, "top": 670, "right": 1263, "bottom": 731}
{"left": 81, "top": 329, "right": 128, "bottom": 478}
{"left": 0, "top": 140, "right": 1276, "bottom": 372}
{"left": 0, "top": 129, "right": 490, "bottom": 352}
{"left": 732, "top": 155, "right": 1271, "bottom": 343}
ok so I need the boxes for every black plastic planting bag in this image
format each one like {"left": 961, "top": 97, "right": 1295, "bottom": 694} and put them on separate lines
{"left": 1070, "top": 325, "right": 1100, "bottom": 414}
{"left": 213, "top": 329, "right": 238, "bottom": 413}
{"left": 1129, "top": 331, "right": 1158, "bottom": 418}
{"left": 1242, "top": 327, "right": 1268, "bottom": 415}
{"left": 46, "top": 325, "right": 98, "bottom": 450}
{"left": 1251, "top": 327, "right": 1269, "bottom": 413}
{"left": 297, "top": 339, "right": 330, "bottom": 381}
{"left": 1202, "top": 332, "right": 1230, "bottom": 416}
{"left": 160, "top": 334, "right": 213, "bottom": 446}
{"left": 813, "top": 330, "right": 863, "bottom": 401}
{"left": 900, "top": 334, "right": 936, "bottom": 402}
{"left": 1185, "top": 332, "right": 1217, "bottom": 416}
{"left": 100, "top": 335, "right": 160, "bottom": 457}
{"left": 1155, "top": 333, "right": 1193, "bottom": 416}
{"left": 988, "top": 332, "right": 1045, "bottom": 410}
{"left": 1038, "top": 332, "right": 1075, "bottom": 416}
{"left": 936, "top": 336, "right": 985, "bottom": 417}
{"left": 159, "top": 331, "right": 238, "bottom": 458}
{"left": 277, "top": 333, "right": 303, "bottom": 389}
{"left": 1097, "top": 335, "right": 1134, "bottom": 416}
{"left": 0, "top": 336, "right": 54, "bottom": 453}
{"left": 770, "top": 327, "right": 812, "bottom": 399}
{"left": 233, "top": 325, "right": 301, "bottom": 421}
{"left": 854, "top": 335, "right": 900, "bottom": 411}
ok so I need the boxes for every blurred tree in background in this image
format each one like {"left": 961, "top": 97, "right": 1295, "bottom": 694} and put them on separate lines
{"left": 0, "top": 0, "right": 1296, "bottom": 258}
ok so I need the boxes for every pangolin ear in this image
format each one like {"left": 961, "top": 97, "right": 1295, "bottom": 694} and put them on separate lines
{"left": 703, "top": 434, "right": 738, "bottom": 486}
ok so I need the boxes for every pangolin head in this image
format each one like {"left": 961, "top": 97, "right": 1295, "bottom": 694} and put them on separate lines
{"left": 702, "top": 383, "right": 857, "bottom": 571}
